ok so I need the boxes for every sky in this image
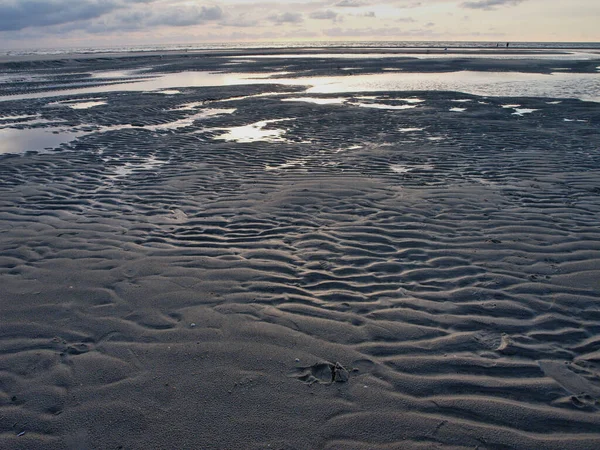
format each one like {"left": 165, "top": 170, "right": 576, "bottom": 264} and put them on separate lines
{"left": 0, "top": 0, "right": 599, "bottom": 49}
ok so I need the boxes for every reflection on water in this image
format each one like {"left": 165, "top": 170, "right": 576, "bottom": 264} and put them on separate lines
{"left": 298, "top": 71, "right": 600, "bottom": 102}
{"left": 0, "top": 127, "right": 85, "bottom": 154}
{"left": 449, "top": 107, "right": 467, "bottom": 112}
{"left": 282, "top": 97, "right": 348, "bottom": 105}
{"left": 3, "top": 69, "right": 600, "bottom": 103}
{"left": 512, "top": 108, "right": 538, "bottom": 116}
{"left": 67, "top": 101, "right": 107, "bottom": 109}
{"left": 355, "top": 102, "right": 417, "bottom": 110}
{"left": 391, "top": 164, "right": 434, "bottom": 174}
{"left": 228, "top": 51, "right": 599, "bottom": 61}
{"left": 212, "top": 119, "right": 293, "bottom": 143}
{"left": 0, "top": 108, "right": 237, "bottom": 154}
{"left": 106, "top": 155, "right": 166, "bottom": 179}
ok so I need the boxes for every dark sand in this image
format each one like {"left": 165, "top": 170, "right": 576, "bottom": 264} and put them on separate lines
{"left": 1, "top": 49, "right": 600, "bottom": 449}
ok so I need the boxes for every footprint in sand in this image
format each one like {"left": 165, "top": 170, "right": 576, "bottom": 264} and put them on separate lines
{"left": 288, "top": 361, "right": 350, "bottom": 385}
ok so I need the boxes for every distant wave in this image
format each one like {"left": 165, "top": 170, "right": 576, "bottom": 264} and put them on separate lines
{"left": 2, "top": 40, "right": 600, "bottom": 57}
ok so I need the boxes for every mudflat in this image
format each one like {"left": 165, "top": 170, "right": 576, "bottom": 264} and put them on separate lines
{"left": 1, "top": 48, "right": 600, "bottom": 449}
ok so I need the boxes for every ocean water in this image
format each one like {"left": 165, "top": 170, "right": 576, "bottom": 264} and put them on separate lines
{"left": 2, "top": 40, "right": 600, "bottom": 57}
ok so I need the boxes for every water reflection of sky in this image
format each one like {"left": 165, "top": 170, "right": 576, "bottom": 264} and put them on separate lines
{"left": 2, "top": 69, "right": 599, "bottom": 103}
{"left": 227, "top": 51, "right": 600, "bottom": 61}
{"left": 0, "top": 127, "right": 85, "bottom": 154}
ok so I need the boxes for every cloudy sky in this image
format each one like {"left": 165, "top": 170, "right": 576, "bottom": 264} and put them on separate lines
{"left": 1, "top": 0, "right": 598, "bottom": 49}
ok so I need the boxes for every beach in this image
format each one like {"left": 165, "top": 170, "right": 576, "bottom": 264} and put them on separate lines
{"left": 1, "top": 47, "right": 600, "bottom": 449}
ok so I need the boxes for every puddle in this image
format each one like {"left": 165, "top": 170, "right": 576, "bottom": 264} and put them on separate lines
{"left": 449, "top": 107, "right": 466, "bottom": 112}
{"left": 265, "top": 158, "right": 308, "bottom": 171}
{"left": 153, "top": 89, "right": 182, "bottom": 95}
{"left": 3, "top": 69, "right": 600, "bottom": 103}
{"left": 0, "top": 126, "right": 85, "bottom": 154}
{"left": 170, "top": 102, "right": 205, "bottom": 111}
{"left": 212, "top": 119, "right": 292, "bottom": 143}
{"left": 282, "top": 97, "right": 348, "bottom": 105}
{"left": 0, "top": 117, "right": 66, "bottom": 128}
{"left": 354, "top": 102, "right": 417, "bottom": 110}
{"left": 68, "top": 101, "right": 107, "bottom": 109}
{"left": 512, "top": 108, "right": 538, "bottom": 116}
{"left": 91, "top": 68, "right": 152, "bottom": 79}
{"left": 229, "top": 52, "right": 598, "bottom": 61}
{"left": 106, "top": 155, "right": 166, "bottom": 179}
{"left": 399, "top": 127, "right": 424, "bottom": 132}
{"left": 398, "top": 98, "right": 425, "bottom": 103}
{"left": 0, "top": 114, "right": 38, "bottom": 122}
{"left": 391, "top": 164, "right": 434, "bottom": 173}
{"left": 0, "top": 108, "right": 236, "bottom": 154}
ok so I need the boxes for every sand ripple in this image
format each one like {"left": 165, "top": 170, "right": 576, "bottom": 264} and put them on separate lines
{"left": 1, "top": 59, "right": 600, "bottom": 448}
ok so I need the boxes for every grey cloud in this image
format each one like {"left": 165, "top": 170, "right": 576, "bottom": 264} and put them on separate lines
{"left": 335, "top": 0, "right": 369, "bottom": 7}
{"left": 145, "top": 5, "right": 223, "bottom": 27}
{"left": 0, "top": 0, "right": 121, "bottom": 31}
{"left": 81, "top": 4, "right": 224, "bottom": 33}
{"left": 268, "top": 12, "right": 303, "bottom": 24}
{"left": 0, "top": 0, "right": 222, "bottom": 32}
{"left": 461, "top": 0, "right": 525, "bottom": 10}
{"left": 309, "top": 9, "right": 338, "bottom": 20}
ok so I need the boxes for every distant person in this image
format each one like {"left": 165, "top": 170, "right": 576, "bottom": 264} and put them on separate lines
{"left": 506, "top": 42, "right": 510, "bottom": 48}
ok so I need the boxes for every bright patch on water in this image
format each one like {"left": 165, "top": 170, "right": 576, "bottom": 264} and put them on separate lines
{"left": 229, "top": 52, "right": 598, "bottom": 61}
{"left": 512, "top": 108, "right": 538, "bottom": 116}
{"left": 212, "top": 119, "right": 293, "bottom": 143}
{"left": 427, "top": 136, "right": 445, "bottom": 141}
{"left": 68, "top": 101, "right": 107, "bottom": 109}
{"left": 4, "top": 69, "right": 600, "bottom": 103}
{"left": 91, "top": 68, "right": 151, "bottom": 79}
{"left": 107, "top": 155, "right": 166, "bottom": 179}
{"left": 382, "top": 68, "right": 402, "bottom": 71}
{"left": 399, "top": 127, "right": 424, "bottom": 132}
{"left": 0, "top": 114, "right": 37, "bottom": 121}
{"left": 449, "top": 107, "right": 466, "bottom": 112}
{"left": 282, "top": 97, "right": 348, "bottom": 105}
{"left": 154, "top": 89, "right": 181, "bottom": 95}
{"left": 0, "top": 126, "right": 85, "bottom": 154}
{"left": 265, "top": 158, "right": 308, "bottom": 171}
{"left": 547, "top": 101, "right": 562, "bottom": 104}
{"left": 170, "top": 102, "right": 205, "bottom": 111}
{"left": 501, "top": 104, "right": 521, "bottom": 108}
{"left": 451, "top": 99, "right": 472, "bottom": 103}
{"left": 355, "top": 102, "right": 416, "bottom": 110}
{"left": 143, "top": 109, "right": 236, "bottom": 131}
{"left": 563, "top": 118, "right": 587, "bottom": 122}
{"left": 391, "top": 164, "right": 434, "bottom": 173}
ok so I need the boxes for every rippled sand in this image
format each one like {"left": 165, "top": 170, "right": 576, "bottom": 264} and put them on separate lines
{"left": 1, "top": 49, "right": 600, "bottom": 449}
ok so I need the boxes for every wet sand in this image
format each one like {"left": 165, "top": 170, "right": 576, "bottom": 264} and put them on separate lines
{"left": 1, "top": 49, "right": 600, "bottom": 449}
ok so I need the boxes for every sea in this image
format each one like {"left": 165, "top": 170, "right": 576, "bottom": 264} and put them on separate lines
{"left": 2, "top": 40, "right": 600, "bottom": 57}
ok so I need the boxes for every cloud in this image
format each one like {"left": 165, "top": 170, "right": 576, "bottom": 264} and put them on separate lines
{"left": 335, "top": 0, "right": 369, "bottom": 7}
{"left": 309, "top": 9, "right": 338, "bottom": 20}
{"left": 268, "top": 12, "right": 304, "bottom": 24}
{"left": 144, "top": 5, "right": 223, "bottom": 27}
{"left": 0, "top": 0, "right": 121, "bottom": 31}
{"left": 461, "top": 0, "right": 526, "bottom": 10}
